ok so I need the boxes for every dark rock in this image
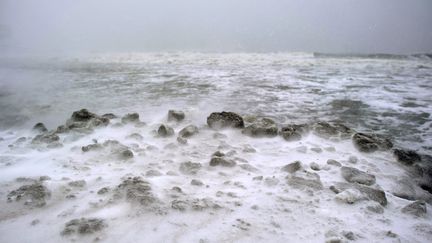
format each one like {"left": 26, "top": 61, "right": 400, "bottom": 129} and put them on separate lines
{"left": 179, "top": 161, "right": 202, "bottom": 175}
{"left": 341, "top": 166, "right": 376, "bottom": 186}
{"left": 88, "top": 140, "right": 133, "bottom": 159}
{"left": 55, "top": 125, "right": 69, "bottom": 133}
{"left": 335, "top": 182, "right": 387, "bottom": 206}
{"left": 325, "top": 238, "right": 342, "bottom": 243}
{"left": 114, "top": 177, "right": 157, "bottom": 206}
{"left": 171, "top": 186, "right": 182, "bottom": 193}
{"left": 82, "top": 143, "right": 103, "bottom": 152}
{"left": 391, "top": 178, "right": 417, "bottom": 200}
{"left": 97, "top": 187, "right": 109, "bottom": 195}
{"left": 102, "top": 113, "right": 117, "bottom": 119}
{"left": 342, "top": 231, "right": 355, "bottom": 241}
{"left": 212, "top": 151, "right": 225, "bottom": 157}
{"left": 71, "top": 109, "right": 97, "bottom": 122}
{"left": 7, "top": 183, "right": 51, "bottom": 207}
{"left": 366, "top": 203, "right": 384, "bottom": 214}
{"left": 179, "top": 125, "right": 198, "bottom": 138}
{"left": 207, "top": 112, "right": 244, "bottom": 129}
{"left": 401, "top": 200, "right": 427, "bottom": 217}
{"left": 330, "top": 185, "right": 340, "bottom": 194}
{"left": 279, "top": 124, "right": 309, "bottom": 141}
{"left": 393, "top": 149, "right": 421, "bottom": 165}
{"left": 63, "top": 109, "right": 109, "bottom": 132}
{"left": 416, "top": 155, "right": 432, "bottom": 194}
{"left": 313, "top": 122, "right": 354, "bottom": 139}
{"left": 31, "top": 219, "right": 40, "bottom": 226}
{"left": 281, "top": 161, "right": 302, "bottom": 173}
{"left": 121, "top": 113, "right": 140, "bottom": 123}
{"left": 386, "top": 231, "right": 398, "bottom": 238}
{"left": 119, "top": 149, "right": 134, "bottom": 159}
{"left": 190, "top": 198, "right": 221, "bottom": 211}
{"left": 209, "top": 157, "right": 236, "bottom": 167}
{"left": 357, "top": 185, "right": 387, "bottom": 206}
{"left": 191, "top": 179, "right": 204, "bottom": 186}
{"left": 171, "top": 200, "right": 188, "bottom": 211}
{"left": 65, "top": 194, "right": 76, "bottom": 199}
{"left": 32, "top": 123, "right": 48, "bottom": 133}
{"left": 352, "top": 133, "right": 393, "bottom": 152}
{"left": 157, "top": 124, "right": 174, "bottom": 137}
{"left": 242, "top": 118, "right": 278, "bottom": 137}
{"left": 32, "top": 133, "right": 60, "bottom": 144}
{"left": 310, "top": 162, "right": 320, "bottom": 171}
{"left": 177, "top": 136, "right": 188, "bottom": 145}
{"left": 168, "top": 110, "right": 185, "bottom": 122}
{"left": 327, "top": 159, "right": 342, "bottom": 167}
{"left": 61, "top": 218, "right": 107, "bottom": 235}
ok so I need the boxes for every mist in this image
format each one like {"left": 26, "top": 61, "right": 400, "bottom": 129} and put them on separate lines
{"left": 1, "top": 0, "right": 432, "bottom": 54}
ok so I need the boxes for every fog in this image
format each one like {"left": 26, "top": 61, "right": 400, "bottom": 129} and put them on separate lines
{"left": 1, "top": 0, "right": 432, "bottom": 54}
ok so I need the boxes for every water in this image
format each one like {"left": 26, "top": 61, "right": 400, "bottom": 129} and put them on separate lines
{"left": 0, "top": 52, "right": 431, "bottom": 242}
{"left": 1, "top": 52, "right": 431, "bottom": 150}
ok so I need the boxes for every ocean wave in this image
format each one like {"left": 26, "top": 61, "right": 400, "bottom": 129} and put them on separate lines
{"left": 313, "top": 52, "right": 432, "bottom": 60}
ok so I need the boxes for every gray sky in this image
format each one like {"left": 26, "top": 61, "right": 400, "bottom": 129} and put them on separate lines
{"left": 1, "top": 0, "right": 432, "bottom": 54}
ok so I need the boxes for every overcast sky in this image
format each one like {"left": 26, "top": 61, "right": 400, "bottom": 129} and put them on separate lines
{"left": 1, "top": 0, "right": 431, "bottom": 54}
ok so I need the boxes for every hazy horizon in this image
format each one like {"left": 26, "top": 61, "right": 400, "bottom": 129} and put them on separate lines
{"left": 1, "top": 0, "right": 432, "bottom": 55}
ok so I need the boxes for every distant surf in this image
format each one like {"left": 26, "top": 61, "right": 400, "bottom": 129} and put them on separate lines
{"left": 313, "top": 52, "right": 432, "bottom": 60}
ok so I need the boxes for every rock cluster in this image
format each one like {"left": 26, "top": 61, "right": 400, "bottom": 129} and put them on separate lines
{"left": 209, "top": 152, "right": 236, "bottom": 167}
{"left": 63, "top": 109, "right": 109, "bottom": 132}
{"left": 179, "top": 125, "right": 199, "bottom": 138}
{"left": 82, "top": 140, "right": 134, "bottom": 159}
{"left": 352, "top": 133, "right": 393, "bottom": 152}
{"left": 7, "top": 183, "right": 51, "bottom": 207}
{"left": 207, "top": 112, "right": 244, "bottom": 129}
{"left": 313, "top": 122, "right": 354, "bottom": 139}
{"left": 114, "top": 177, "right": 158, "bottom": 207}
{"left": 121, "top": 113, "right": 140, "bottom": 123}
{"left": 341, "top": 166, "right": 376, "bottom": 186}
{"left": 158, "top": 124, "right": 174, "bottom": 137}
{"left": 32, "top": 122, "right": 48, "bottom": 133}
{"left": 168, "top": 110, "right": 185, "bottom": 122}
{"left": 61, "top": 218, "right": 107, "bottom": 236}
{"left": 401, "top": 200, "right": 427, "bottom": 217}
{"left": 179, "top": 161, "right": 202, "bottom": 175}
{"left": 393, "top": 149, "right": 421, "bottom": 165}
{"left": 6, "top": 107, "right": 431, "bottom": 242}
{"left": 332, "top": 182, "right": 387, "bottom": 206}
{"left": 279, "top": 124, "right": 309, "bottom": 141}
{"left": 243, "top": 118, "right": 278, "bottom": 137}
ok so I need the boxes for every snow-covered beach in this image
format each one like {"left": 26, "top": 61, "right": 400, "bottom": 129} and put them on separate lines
{"left": 0, "top": 53, "right": 431, "bottom": 242}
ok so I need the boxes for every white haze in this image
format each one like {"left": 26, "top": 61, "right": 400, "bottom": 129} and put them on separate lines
{"left": 1, "top": 0, "right": 432, "bottom": 54}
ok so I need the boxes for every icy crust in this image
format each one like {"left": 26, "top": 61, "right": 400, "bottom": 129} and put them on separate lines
{"left": 0, "top": 109, "right": 431, "bottom": 243}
